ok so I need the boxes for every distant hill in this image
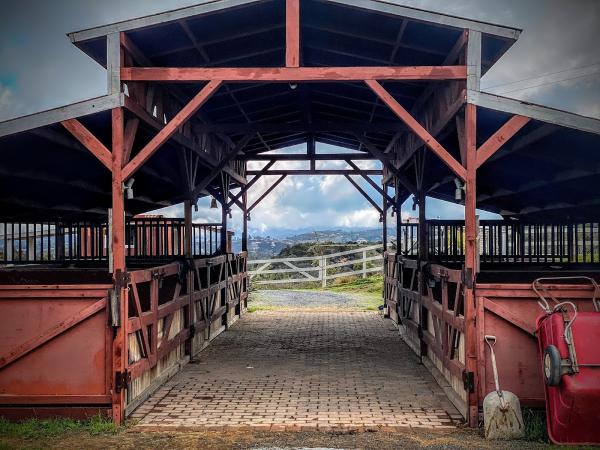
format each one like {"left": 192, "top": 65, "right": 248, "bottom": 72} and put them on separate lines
{"left": 233, "top": 227, "right": 393, "bottom": 259}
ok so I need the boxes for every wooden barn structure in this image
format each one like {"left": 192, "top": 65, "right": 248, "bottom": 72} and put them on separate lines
{"left": 1, "top": 0, "right": 599, "bottom": 427}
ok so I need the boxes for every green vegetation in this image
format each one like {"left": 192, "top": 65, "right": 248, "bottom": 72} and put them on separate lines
{"left": 326, "top": 274, "right": 383, "bottom": 310}
{"left": 0, "top": 415, "right": 118, "bottom": 440}
{"left": 521, "top": 408, "right": 548, "bottom": 443}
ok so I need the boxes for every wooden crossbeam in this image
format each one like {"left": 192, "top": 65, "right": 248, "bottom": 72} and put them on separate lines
{"left": 345, "top": 160, "right": 396, "bottom": 205}
{"left": 286, "top": 0, "right": 300, "bottom": 67}
{"left": 476, "top": 115, "right": 531, "bottom": 169}
{"left": 123, "top": 80, "right": 222, "bottom": 180}
{"left": 121, "top": 66, "right": 467, "bottom": 82}
{"left": 245, "top": 169, "right": 382, "bottom": 175}
{"left": 344, "top": 175, "right": 383, "bottom": 214}
{"left": 191, "top": 134, "right": 254, "bottom": 200}
{"left": 61, "top": 119, "right": 112, "bottom": 170}
{"left": 354, "top": 134, "right": 417, "bottom": 194}
{"left": 366, "top": 80, "right": 467, "bottom": 180}
{"left": 122, "top": 117, "right": 140, "bottom": 165}
{"left": 248, "top": 175, "right": 287, "bottom": 213}
{"left": 227, "top": 161, "right": 275, "bottom": 208}
{"left": 245, "top": 153, "right": 378, "bottom": 161}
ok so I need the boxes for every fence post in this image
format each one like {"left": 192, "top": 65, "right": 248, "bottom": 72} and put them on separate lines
{"left": 321, "top": 254, "right": 327, "bottom": 288}
{"left": 362, "top": 249, "right": 367, "bottom": 278}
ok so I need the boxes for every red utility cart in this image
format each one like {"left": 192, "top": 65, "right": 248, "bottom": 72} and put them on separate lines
{"left": 534, "top": 277, "right": 600, "bottom": 446}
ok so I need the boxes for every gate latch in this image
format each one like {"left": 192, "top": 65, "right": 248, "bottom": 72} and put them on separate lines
{"left": 462, "top": 370, "right": 475, "bottom": 393}
{"left": 115, "top": 370, "right": 131, "bottom": 393}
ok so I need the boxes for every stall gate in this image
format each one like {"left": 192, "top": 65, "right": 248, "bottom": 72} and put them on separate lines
{"left": 0, "top": 252, "right": 248, "bottom": 419}
{"left": 384, "top": 253, "right": 467, "bottom": 417}
{"left": 384, "top": 252, "right": 600, "bottom": 419}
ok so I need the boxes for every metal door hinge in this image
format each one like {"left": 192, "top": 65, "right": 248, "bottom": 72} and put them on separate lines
{"left": 462, "top": 268, "right": 473, "bottom": 289}
{"left": 462, "top": 370, "right": 475, "bottom": 393}
{"left": 115, "top": 370, "right": 131, "bottom": 393}
{"left": 114, "top": 269, "right": 130, "bottom": 290}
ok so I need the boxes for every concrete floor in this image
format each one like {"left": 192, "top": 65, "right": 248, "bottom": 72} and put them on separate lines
{"left": 131, "top": 309, "right": 461, "bottom": 431}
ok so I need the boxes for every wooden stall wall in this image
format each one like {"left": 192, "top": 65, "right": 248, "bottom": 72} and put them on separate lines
{"left": 124, "top": 252, "right": 248, "bottom": 416}
{"left": 476, "top": 282, "right": 598, "bottom": 408}
{"left": 384, "top": 253, "right": 467, "bottom": 417}
{"left": 0, "top": 284, "right": 113, "bottom": 419}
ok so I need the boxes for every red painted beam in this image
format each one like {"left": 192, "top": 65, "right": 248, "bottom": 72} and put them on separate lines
{"left": 476, "top": 115, "right": 531, "bottom": 169}
{"left": 286, "top": 0, "right": 300, "bottom": 67}
{"left": 121, "top": 66, "right": 467, "bottom": 82}
{"left": 122, "top": 80, "right": 222, "bottom": 180}
{"left": 366, "top": 79, "right": 467, "bottom": 180}
{"left": 61, "top": 119, "right": 112, "bottom": 170}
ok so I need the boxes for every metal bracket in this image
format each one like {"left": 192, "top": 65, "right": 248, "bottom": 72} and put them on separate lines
{"left": 462, "top": 268, "right": 473, "bottom": 289}
{"left": 114, "top": 269, "right": 130, "bottom": 290}
{"left": 462, "top": 370, "right": 475, "bottom": 393}
{"left": 115, "top": 370, "right": 131, "bottom": 393}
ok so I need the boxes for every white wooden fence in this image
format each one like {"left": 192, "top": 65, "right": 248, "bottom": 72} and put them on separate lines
{"left": 248, "top": 244, "right": 384, "bottom": 286}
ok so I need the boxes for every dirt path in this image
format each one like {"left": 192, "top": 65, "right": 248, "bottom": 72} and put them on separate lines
{"left": 249, "top": 289, "right": 377, "bottom": 310}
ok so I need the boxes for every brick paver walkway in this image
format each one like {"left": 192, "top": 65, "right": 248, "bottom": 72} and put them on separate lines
{"left": 131, "top": 311, "right": 461, "bottom": 431}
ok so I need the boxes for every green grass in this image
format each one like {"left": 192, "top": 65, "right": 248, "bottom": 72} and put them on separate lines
{"left": 248, "top": 275, "right": 384, "bottom": 312}
{"left": 326, "top": 275, "right": 383, "bottom": 310}
{"left": 521, "top": 408, "right": 548, "bottom": 443}
{"left": 0, "top": 415, "right": 118, "bottom": 439}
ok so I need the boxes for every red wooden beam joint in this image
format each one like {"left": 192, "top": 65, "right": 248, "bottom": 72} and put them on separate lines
{"left": 122, "top": 80, "right": 222, "bottom": 180}
{"left": 476, "top": 115, "right": 531, "bottom": 169}
{"left": 366, "top": 79, "right": 467, "bottom": 181}
{"left": 61, "top": 119, "right": 113, "bottom": 171}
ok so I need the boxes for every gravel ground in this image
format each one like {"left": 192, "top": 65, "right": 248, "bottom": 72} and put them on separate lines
{"left": 249, "top": 290, "right": 379, "bottom": 310}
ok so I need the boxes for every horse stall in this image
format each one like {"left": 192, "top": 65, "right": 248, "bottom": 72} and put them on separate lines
{"left": 384, "top": 220, "right": 600, "bottom": 422}
{"left": 0, "top": 220, "right": 248, "bottom": 420}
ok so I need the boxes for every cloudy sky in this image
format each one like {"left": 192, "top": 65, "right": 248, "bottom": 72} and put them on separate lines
{"left": 1, "top": 0, "right": 599, "bottom": 234}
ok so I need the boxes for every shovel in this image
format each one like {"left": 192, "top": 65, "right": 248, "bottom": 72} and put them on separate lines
{"left": 483, "top": 335, "right": 524, "bottom": 440}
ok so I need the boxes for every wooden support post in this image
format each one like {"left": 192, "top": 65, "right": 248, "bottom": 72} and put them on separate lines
{"left": 308, "top": 135, "right": 316, "bottom": 171}
{"left": 56, "top": 222, "right": 65, "bottom": 262}
{"left": 464, "top": 102, "right": 479, "bottom": 427}
{"left": 286, "top": 0, "right": 300, "bottom": 67}
{"left": 184, "top": 199, "right": 194, "bottom": 356}
{"left": 220, "top": 202, "right": 228, "bottom": 255}
{"left": 184, "top": 200, "right": 193, "bottom": 258}
{"left": 242, "top": 191, "right": 248, "bottom": 253}
{"left": 382, "top": 184, "right": 388, "bottom": 252}
{"left": 110, "top": 107, "right": 127, "bottom": 424}
{"left": 465, "top": 28, "right": 481, "bottom": 428}
{"left": 395, "top": 184, "right": 402, "bottom": 252}
{"left": 417, "top": 185, "right": 428, "bottom": 360}
{"left": 418, "top": 190, "right": 427, "bottom": 261}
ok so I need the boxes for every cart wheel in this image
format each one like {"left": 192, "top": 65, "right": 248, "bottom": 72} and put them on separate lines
{"left": 543, "top": 345, "right": 562, "bottom": 386}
